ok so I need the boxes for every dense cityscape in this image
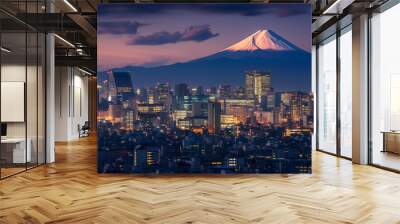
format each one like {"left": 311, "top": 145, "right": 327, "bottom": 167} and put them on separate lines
{"left": 98, "top": 71, "right": 313, "bottom": 173}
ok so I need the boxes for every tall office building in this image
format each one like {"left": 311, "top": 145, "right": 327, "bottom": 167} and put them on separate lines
{"left": 191, "top": 94, "right": 209, "bottom": 118}
{"left": 103, "top": 71, "right": 118, "bottom": 103}
{"left": 136, "top": 87, "right": 148, "bottom": 103}
{"left": 156, "top": 83, "right": 172, "bottom": 112}
{"left": 156, "top": 83, "right": 170, "bottom": 104}
{"left": 208, "top": 101, "right": 221, "bottom": 134}
{"left": 267, "top": 93, "right": 276, "bottom": 110}
{"left": 209, "top": 86, "right": 217, "bottom": 96}
{"left": 245, "top": 71, "right": 273, "bottom": 104}
{"left": 219, "top": 84, "right": 232, "bottom": 99}
{"left": 175, "top": 83, "right": 189, "bottom": 97}
{"left": 174, "top": 83, "right": 189, "bottom": 110}
{"left": 112, "top": 71, "right": 135, "bottom": 102}
{"left": 274, "top": 92, "right": 313, "bottom": 127}
{"left": 191, "top": 86, "right": 204, "bottom": 96}
{"left": 112, "top": 71, "right": 137, "bottom": 128}
{"left": 192, "top": 101, "right": 208, "bottom": 117}
{"left": 234, "top": 87, "right": 246, "bottom": 99}
{"left": 245, "top": 73, "right": 255, "bottom": 99}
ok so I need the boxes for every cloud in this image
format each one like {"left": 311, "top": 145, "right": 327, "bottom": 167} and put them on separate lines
{"left": 98, "top": 4, "right": 309, "bottom": 18}
{"left": 181, "top": 25, "right": 219, "bottom": 41}
{"left": 129, "top": 25, "right": 219, "bottom": 45}
{"left": 98, "top": 21, "right": 146, "bottom": 34}
{"left": 131, "top": 31, "right": 182, "bottom": 45}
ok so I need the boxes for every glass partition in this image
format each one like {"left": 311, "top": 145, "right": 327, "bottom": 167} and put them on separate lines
{"left": 317, "top": 35, "right": 337, "bottom": 154}
{"left": 1, "top": 30, "right": 28, "bottom": 177}
{"left": 0, "top": 1, "right": 46, "bottom": 179}
{"left": 370, "top": 3, "right": 400, "bottom": 171}
{"left": 339, "top": 27, "right": 352, "bottom": 158}
{"left": 38, "top": 32, "right": 45, "bottom": 165}
{"left": 27, "top": 30, "right": 38, "bottom": 169}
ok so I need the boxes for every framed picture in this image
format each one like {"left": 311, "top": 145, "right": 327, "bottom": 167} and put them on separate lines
{"left": 97, "top": 4, "right": 312, "bottom": 174}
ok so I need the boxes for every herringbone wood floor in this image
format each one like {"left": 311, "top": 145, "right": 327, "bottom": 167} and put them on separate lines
{"left": 1, "top": 135, "right": 400, "bottom": 224}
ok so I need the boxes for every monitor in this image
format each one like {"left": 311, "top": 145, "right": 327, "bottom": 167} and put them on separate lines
{"left": 1, "top": 123, "right": 7, "bottom": 137}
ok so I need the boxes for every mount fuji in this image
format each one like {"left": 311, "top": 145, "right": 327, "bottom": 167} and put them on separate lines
{"left": 108, "top": 29, "right": 311, "bottom": 91}
{"left": 224, "top": 29, "right": 301, "bottom": 52}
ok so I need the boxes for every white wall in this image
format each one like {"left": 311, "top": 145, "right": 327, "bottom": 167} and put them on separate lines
{"left": 55, "top": 67, "right": 89, "bottom": 141}
{"left": 1, "top": 64, "right": 41, "bottom": 138}
{"left": 46, "top": 33, "right": 55, "bottom": 163}
{"left": 1, "top": 64, "right": 26, "bottom": 138}
{"left": 72, "top": 72, "right": 89, "bottom": 138}
{"left": 1, "top": 63, "right": 46, "bottom": 164}
{"left": 55, "top": 66, "right": 70, "bottom": 141}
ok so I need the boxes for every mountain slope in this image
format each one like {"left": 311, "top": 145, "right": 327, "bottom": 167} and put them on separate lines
{"left": 224, "top": 29, "right": 301, "bottom": 52}
{"left": 109, "top": 29, "right": 311, "bottom": 92}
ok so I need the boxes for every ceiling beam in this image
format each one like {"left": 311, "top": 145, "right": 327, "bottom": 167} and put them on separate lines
{"left": 55, "top": 55, "right": 96, "bottom": 72}
{"left": 67, "top": 13, "right": 97, "bottom": 43}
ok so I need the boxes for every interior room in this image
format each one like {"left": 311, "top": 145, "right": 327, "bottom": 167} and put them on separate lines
{"left": 370, "top": 2, "right": 400, "bottom": 171}
{"left": 0, "top": 6, "right": 46, "bottom": 178}
{"left": 0, "top": 0, "right": 400, "bottom": 223}
{"left": 54, "top": 66, "right": 90, "bottom": 141}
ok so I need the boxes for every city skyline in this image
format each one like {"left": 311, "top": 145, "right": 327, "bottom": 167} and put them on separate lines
{"left": 98, "top": 69, "right": 313, "bottom": 173}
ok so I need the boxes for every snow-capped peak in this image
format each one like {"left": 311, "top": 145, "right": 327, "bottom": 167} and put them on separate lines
{"left": 224, "top": 29, "right": 299, "bottom": 52}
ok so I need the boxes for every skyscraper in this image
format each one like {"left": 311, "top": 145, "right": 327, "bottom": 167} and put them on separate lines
{"left": 218, "top": 84, "right": 232, "bottom": 99}
{"left": 175, "top": 83, "right": 189, "bottom": 97}
{"left": 192, "top": 101, "right": 208, "bottom": 117}
{"left": 156, "top": 83, "right": 172, "bottom": 112}
{"left": 156, "top": 83, "right": 170, "bottom": 104}
{"left": 174, "top": 83, "right": 189, "bottom": 110}
{"left": 112, "top": 71, "right": 135, "bottom": 102}
{"left": 112, "top": 71, "right": 137, "bottom": 128}
{"left": 208, "top": 101, "right": 221, "bottom": 134}
{"left": 245, "top": 71, "right": 273, "bottom": 104}
{"left": 245, "top": 73, "right": 255, "bottom": 99}
{"left": 191, "top": 86, "right": 204, "bottom": 96}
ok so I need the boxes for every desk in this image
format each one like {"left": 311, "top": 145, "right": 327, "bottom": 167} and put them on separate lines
{"left": 1, "top": 138, "right": 31, "bottom": 163}
{"left": 382, "top": 131, "right": 400, "bottom": 154}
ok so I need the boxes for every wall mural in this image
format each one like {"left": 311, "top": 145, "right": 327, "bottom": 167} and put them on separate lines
{"left": 97, "top": 4, "right": 312, "bottom": 174}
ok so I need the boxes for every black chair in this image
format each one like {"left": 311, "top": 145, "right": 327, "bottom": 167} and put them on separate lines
{"left": 79, "top": 121, "right": 90, "bottom": 138}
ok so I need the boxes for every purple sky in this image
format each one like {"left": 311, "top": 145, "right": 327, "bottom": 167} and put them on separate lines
{"left": 98, "top": 4, "right": 311, "bottom": 71}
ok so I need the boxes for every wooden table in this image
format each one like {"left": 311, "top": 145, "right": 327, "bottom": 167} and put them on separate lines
{"left": 1, "top": 138, "right": 31, "bottom": 164}
{"left": 382, "top": 131, "right": 400, "bottom": 154}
